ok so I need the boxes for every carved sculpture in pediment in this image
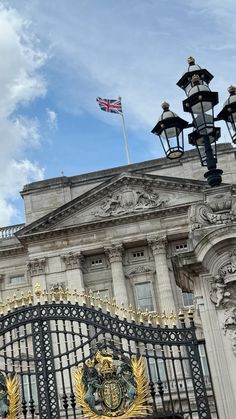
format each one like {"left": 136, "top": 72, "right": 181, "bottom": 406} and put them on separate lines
{"left": 93, "top": 187, "right": 168, "bottom": 218}
{"left": 189, "top": 197, "right": 236, "bottom": 230}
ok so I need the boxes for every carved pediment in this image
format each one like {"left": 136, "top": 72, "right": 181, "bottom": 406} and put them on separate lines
{"left": 17, "top": 172, "right": 203, "bottom": 239}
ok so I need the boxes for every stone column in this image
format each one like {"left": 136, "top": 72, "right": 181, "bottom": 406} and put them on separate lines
{"left": 148, "top": 235, "right": 177, "bottom": 316}
{"left": 105, "top": 244, "right": 129, "bottom": 308}
{"left": 61, "top": 252, "right": 85, "bottom": 291}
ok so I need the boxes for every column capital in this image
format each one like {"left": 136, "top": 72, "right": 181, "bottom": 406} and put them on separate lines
{"left": 147, "top": 235, "right": 167, "bottom": 255}
{"left": 61, "top": 252, "right": 85, "bottom": 270}
{"left": 27, "top": 258, "right": 46, "bottom": 276}
{"left": 104, "top": 243, "right": 124, "bottom": 263}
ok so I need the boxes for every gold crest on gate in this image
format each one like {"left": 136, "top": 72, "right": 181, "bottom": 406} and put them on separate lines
{"left": 74, "top": 348, "right": 151, "bottom": 419}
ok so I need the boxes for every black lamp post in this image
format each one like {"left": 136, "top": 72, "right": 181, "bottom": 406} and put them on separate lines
{"left": 152, "top": 57, "right": 236, "bottom": 187}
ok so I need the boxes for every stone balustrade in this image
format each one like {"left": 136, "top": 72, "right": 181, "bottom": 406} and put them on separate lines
{"left": 0, "top": 223, "right": 25, "bottom": 239}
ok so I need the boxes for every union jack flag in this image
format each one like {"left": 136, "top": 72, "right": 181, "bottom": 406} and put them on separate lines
{"left": 96, "top": 97, "right": 122, "bottom": 114}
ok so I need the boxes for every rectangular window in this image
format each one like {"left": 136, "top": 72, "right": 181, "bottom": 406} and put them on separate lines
{"left": 135, "top": 282, "right": 154, "bottom": 311}
{"left": 182, "top": 292, "right": 194, "bottom": 307}
{"left": 132, "top": 250, "right": 144, "bottom": 259}
{"left": 9, "top": 275, "right": 25, "bottom": 285}
{"left": 175, "top": 242, "right": 188, "bottom": 252}
{"left": 91, "top": 258, "right": 103, "bottom": 266}
{"left": 199, "top": 344, "right": 209, "bottom": 377}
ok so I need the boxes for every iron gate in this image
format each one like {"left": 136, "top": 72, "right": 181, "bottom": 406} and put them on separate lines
{"left": 0, "top": 286, "right": 218, "bottom": 419}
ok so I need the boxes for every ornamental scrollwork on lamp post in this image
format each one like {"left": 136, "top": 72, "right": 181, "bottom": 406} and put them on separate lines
{"left": 152, "top": 56, "right": 236, "bottom": 188}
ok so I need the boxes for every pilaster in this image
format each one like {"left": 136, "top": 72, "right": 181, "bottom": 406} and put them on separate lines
{"left": 105, "top": 244, "right": 128, "bottom": 307}
{"left": 61, "top": 252, "right": 85, "bottom": 290}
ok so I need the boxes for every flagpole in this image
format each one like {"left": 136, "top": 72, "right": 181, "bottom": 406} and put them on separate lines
{"left": 119, "top": 97, "right": 131, "bottom": 165}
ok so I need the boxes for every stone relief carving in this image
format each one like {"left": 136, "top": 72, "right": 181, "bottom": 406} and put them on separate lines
{"left": 61, "top": 252, "right": 85, "bottom": 270}
{"left": 27, "top": 258, "right": 46, "bottom": 276}
{"left": 210, "top": 250, "right": 236, "bottom": 355}
{"left": 189, "top": 197, "right": 236, "bottom": 231}
{"left": 93, "top": 187, "right": 168, "bottom": 218}
{"left": 210, "top": 250, "right": 236, "bottom": 308}
{"left": 223, "top": 307, "right": 236, "bottom": 356}
{"left": 126, "top": 265, "right": 153, "bottom": 277}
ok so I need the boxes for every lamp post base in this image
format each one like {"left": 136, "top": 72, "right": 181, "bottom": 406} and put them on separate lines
{"left": 204, "top": 168, "right": 223, "bottom": 187}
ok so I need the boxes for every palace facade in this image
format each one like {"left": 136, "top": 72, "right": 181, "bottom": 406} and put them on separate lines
{"left": 0, "top": 142, "right": 236, "bottom": 418}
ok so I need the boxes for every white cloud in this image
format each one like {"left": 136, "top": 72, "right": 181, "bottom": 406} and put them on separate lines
{"left": 46, "top": 108, "right": 58, "bottom": 130}
{"left": 9, "top": 0, "right": 236, "bottom": 131}
{"left": 0, "top": 5, "right": 46, "bottom": 225}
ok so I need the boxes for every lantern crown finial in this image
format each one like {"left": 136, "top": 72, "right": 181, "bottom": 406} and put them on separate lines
{"left": 161, "top": 101, "right": 170, "bottom": 111}
{"left": 228, "top": 85, "right": 236, "bottom": 95}
{"left": 187, "top": 56, "right": 195, "bottom": 65}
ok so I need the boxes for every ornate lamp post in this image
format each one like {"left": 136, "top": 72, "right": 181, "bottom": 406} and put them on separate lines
{"left": 152, "top": 57, "right": 236, "bottom": 187}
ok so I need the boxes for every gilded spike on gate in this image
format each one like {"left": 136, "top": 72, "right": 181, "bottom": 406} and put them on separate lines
{"left": 6, "top": 297, "right": 11, "bottom": 312}
{"left": 95, "top": 291, "right": 102, "bottom": 310}
{"left": 137, "top": 307, "right": 144, "bottom": 324}
{"left": 179, "top": 309, "right": 185, "bottom": 323}
{"left": 162, "top": 310, "right": 168, "bottom": 327}
{"left": 73, "top": 289, "right": 79, "bottom": 304}
{"left": 112, "top": 298, "right": 119, "bottom": 316}
{"left": 147, "top": 311, "right": 153, "bottom": 326}
{"left": 152, "top": 311, "right": 160, "bottom": 326}
{"left": 128, "top": 304, "right": 136, "bottom": 322}
{"left": 0, "top": 304, "right": 4, "bottom": 316}
{"left": 28, "top": 290, "right": 33, "bottom": 305}
{"left": 42, "top": 289, "right": 48, "bottom": 303}
{"left": 13, "top": 294, "right": 18, "bottom": 309}
{"left": 65, "top": 288, "right": 71, "bottom": 303}
{"left": 21, "top": 292, "right": 26, "bottom": 307}
{"left": 103, "top": 296, "right": 111, "bottom": 313}
{"left": 120, "top": 303, "right": 127, "bottom": 319}
{"left": 80, "top": 290, "right": 87, "bottom": 305}
{"left": 88, "top": 289, "right": 95, "bottom": 307}
{"left": 58, "top": 286, "right": 64, "bottom": 303}
{"left": 50, "top": 287, "right": 56, "bottom": 303}
{"left": 188, "top": 307, "right": 194, "bottom": 322}
{"left": 35, "top": 283, "right": 41, "bottom": 304}
{"left": 169, "top": 309, "right": 177, "bottom": 327}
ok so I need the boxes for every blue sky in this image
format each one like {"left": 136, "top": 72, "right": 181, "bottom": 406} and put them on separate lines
{"left": 0, "top": 0, "right": 235, "bottom": 225}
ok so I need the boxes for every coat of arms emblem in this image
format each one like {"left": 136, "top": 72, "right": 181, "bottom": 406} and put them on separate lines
{"left": 74, "top": 349, "right": 150, "bottom": 419}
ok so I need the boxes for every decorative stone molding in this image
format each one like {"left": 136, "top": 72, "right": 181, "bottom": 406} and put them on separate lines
{"left": 147, "top": 235, "right": 167, "bottom": 255}
{"left": 93, "top": 187, "right": 168, "bottom": 218}
{"left": 27, "top": 258, "right": 46, "bottom": 276}
{"left": 126, "top": 264, "right": 154, "bottom": 278}
{"left": 61, "top": 252, "right": 85, "bottom": 270}
{"left": 189, "top": 196, "right": 236, "bottom": 231}
{"left": 104, "top": 244, "right": 124, "bottom": 263}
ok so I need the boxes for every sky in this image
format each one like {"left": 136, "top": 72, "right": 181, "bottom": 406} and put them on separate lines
{"left": 0, "top": 0, "right": 235, "bottom": 225}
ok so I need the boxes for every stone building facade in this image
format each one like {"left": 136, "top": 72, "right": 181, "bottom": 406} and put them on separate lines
{"left": 0, "top": 143, "right": 236, "bottom": 418}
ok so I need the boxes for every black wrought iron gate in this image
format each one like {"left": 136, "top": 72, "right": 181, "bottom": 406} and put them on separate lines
{"left": 0, "top": 287, "right": 218, "bottom": 419}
